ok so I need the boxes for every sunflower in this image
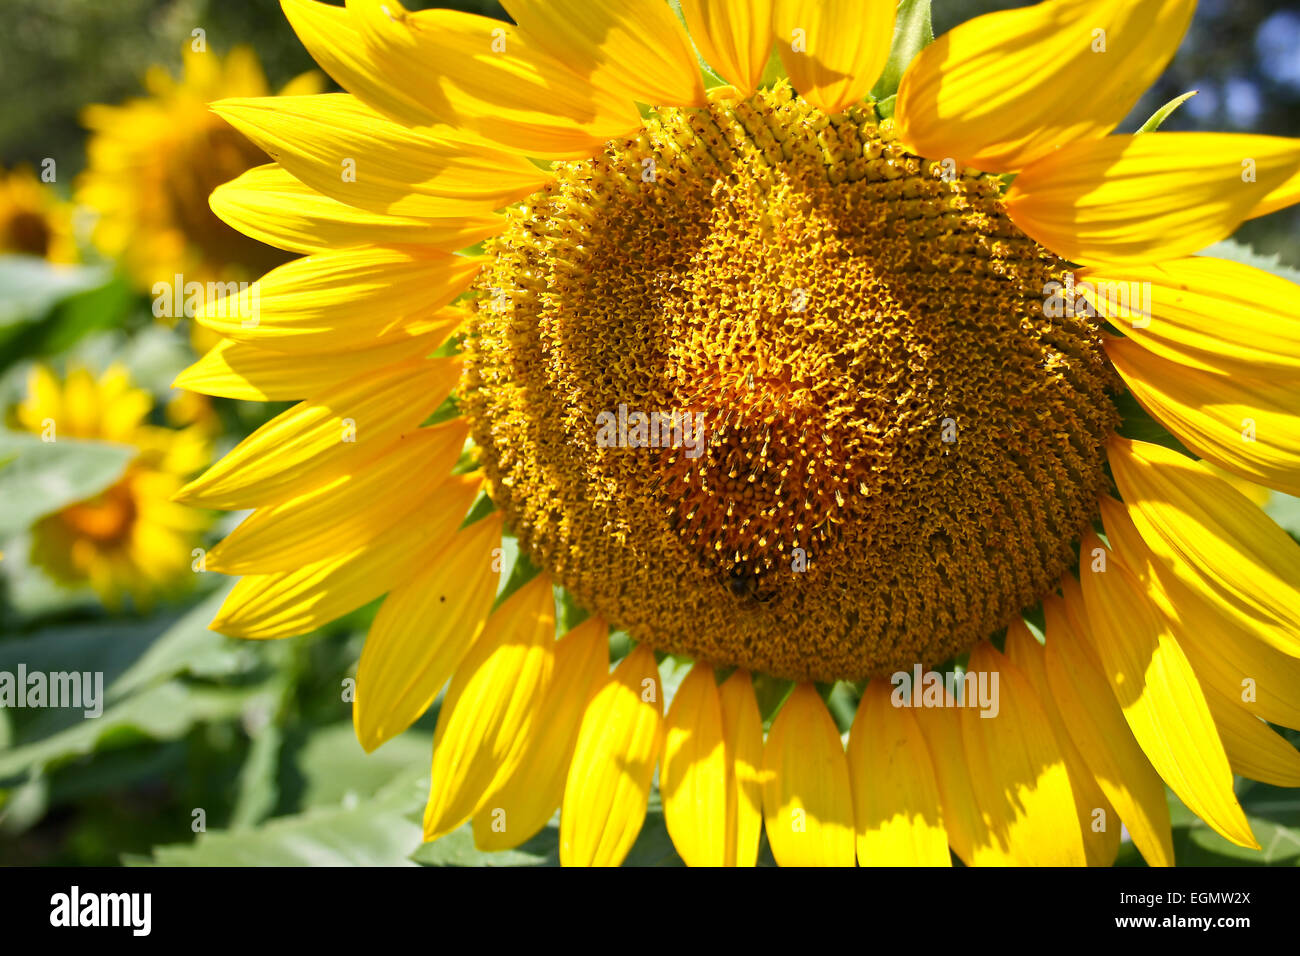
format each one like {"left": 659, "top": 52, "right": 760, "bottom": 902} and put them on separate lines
{"left": 175, "top": 0, "right": 1300, "bottom": 867}
{"left": 77, "top": 45, "right": 321, "bottom": 297}
{"left": 15, "top": 365, "right": 211, "bottom": 610}
{"left": 0, "top": 165, "right": 77, "bottom": 263}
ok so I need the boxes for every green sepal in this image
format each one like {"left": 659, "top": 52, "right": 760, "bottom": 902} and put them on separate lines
{"left": 1136, "top": 90, "right": 1197, "bottom": 133}
{"left": 871, "top": 0, "right": 934, "bottom": 102}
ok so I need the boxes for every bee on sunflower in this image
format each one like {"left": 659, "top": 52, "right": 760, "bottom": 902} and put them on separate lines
{"left": 174, "top": 0, "right": 1300, "bottom": 867}
{"left": 12, "top": 365, "right": 211, "bottom": 611}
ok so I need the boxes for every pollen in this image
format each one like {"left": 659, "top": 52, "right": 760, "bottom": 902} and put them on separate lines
{"left": 462, "top": 84, "right": 1119, "bottom": 681}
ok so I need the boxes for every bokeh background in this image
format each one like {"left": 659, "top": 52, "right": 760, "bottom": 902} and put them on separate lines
{"left": 1, "top": 0, "right": 1298, "bottom": 866}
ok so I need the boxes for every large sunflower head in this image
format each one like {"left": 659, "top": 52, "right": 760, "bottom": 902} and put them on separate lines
{"left": 76, "top": 45, "right": 321, "bottom": 294}
{"left": 15, "top": 364, "right": 211, "bottom": 610}
{"left": 176, "top": 0, "right": 1300, "bottom": 866}
{"left": 0, "top": 165, "right": 77, "bottom": 263}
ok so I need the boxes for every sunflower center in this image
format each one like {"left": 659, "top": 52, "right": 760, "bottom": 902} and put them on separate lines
{"left": 58, "top": 478, "right": 137, "bottom": 544}
{"left": 4, "top": 209, "right": 53, "bottom": 258}
{"left": 464, "top": 85, "right": 1118, "bottom": 681}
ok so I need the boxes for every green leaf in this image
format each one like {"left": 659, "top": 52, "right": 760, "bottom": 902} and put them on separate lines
{"left": 759, "top": 45, "right": 787, "bottom": 88}
{"left": 0, "top": 583, "right": 250, "bottom": 715}
{"left": 823, "top": 681, "right": 861, "bottom": 735}
{"left": 666, "top": 0, "right": 730, "bottom": 91}
{"left": 0, "top": 430, "right": 134, "bottom": 537}
{"left": 0, "top": 276, "right": 137, "bottom": 365}
{"left": 1120, "top": 776, "right": 1300, "bottom": 866}
{"left": 0, "top": 681, "right": 262, "bottom": 781}
{"left": 412, "top": 821, "right": 560, "bottom": 867}
{"left": 753, "top": 672, "right": 795, "bottom": 730}
{"left": 871, "top": 0, "right": 933, "bottom": 102}
{"left": 229, "top": 719, "right": 284, "bottom": 830}
{"left": 286, "top": 721, "right": 433, "bottom": 812}
{"left": 1202, "top": 239, "right": 1300, "bottom": 286}
{"left": 143, "top": 775, "right": 426, "bottom": 866}
{"left": 108, "top": 582, "right": 252, "bottom": 698}
{"left": 1136, "top": 90, "right": 1197, "bottom": 133}
{"left": 0, "top": 257, "right": 111, "bottom": 328}
{"left": 657, "top": 654, "right": 693, "bottom": 711}
{"left": 1265, "top": 491, "right": 1300, "bottom": 539}
{"left": 1112, "top": 389, "right": 1193, "bottom": 457}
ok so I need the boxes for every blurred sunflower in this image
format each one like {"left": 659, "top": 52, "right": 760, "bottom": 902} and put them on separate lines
{"left": 175, "top": 0, "right": 1300, "bottom": 866}
{"left": 15, "top": 365, "right": 211, "bottom": 610}
{"left": 77, "top": 45, "right": 321, "bottom": 303}
{"left": 0, "top": 165, "right": 77, "bottom": 263}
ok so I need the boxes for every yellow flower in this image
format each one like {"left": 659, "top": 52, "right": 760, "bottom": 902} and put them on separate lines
{"left": 0, "top": 165, "right": 77, "bottom": 263}
{"left": 16, "top": 365, "right": 211, "bottom": 610}
{"left": 176, "top": 0, "right": 1300, "bottom": 866}
{"left": 76, "top": 45, "right": 321, "bottom": 295}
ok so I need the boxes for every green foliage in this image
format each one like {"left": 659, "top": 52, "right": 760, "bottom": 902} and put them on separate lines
{"left": 1118, "top": 765, "right": 1300, "bottom": 866}
{"left": 0, "top": 431, "right": 134, "bottom": 537}
{"left": 872, "top": 0, "right": 933, "bottom": 103}
{"left": 1137, "top": 91, "right": 1199, "bottom": 133}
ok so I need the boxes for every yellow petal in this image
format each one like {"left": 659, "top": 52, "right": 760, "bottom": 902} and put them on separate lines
{"left": 1046, "top": 587, "right": 1175, "bottom": 867}
{"left": 1203, "top": 686, "right": 1300, "bottom": 788}
{"left": 1004, "top": 621, "right": 1119, "bottom": 867}
{"left": 503, "top": 0, "right": 705, "bottom": 109}
{"left": 472, "top": 617, "right": 610, "bottom": 851}
{"left": 1251, "top": 167, "right": 1300, "bottom": 218}
{"left": 212, "top": 94, "right": 551, "bottom": 217}
{"left": 1077, "top": 256, "right": 1300, "bottom": 376}
{"left": 206, "top": 420, "right": 468, "bottom": 574}
{"left": 661, "top": 664, "right": 729, "bottom": 866}
{"left": 1107, "top": 338, "right": 1300, "bottom": 497}
{"left": 423, "top": 575, "right": 557, "bottom": 841}
{"left": 912, "top": 703, "right": 981, "bottom": 866}
{"left": 211, "top": 474, "right": 481, "bottom": 641}
{"left": 353, "top": 513, "right": 502, "bottom": 752}
{"left": 760, "top": 683, "right": 854, "bottom": 866}
{"left": 560, "top": 644, "right": 663, "bottom": 867}
{"left": 281, "top": 0, "right": 444, "bottom": 130}
{"left": 175, "top": 358, "right": 459, "bottom": 510}
{"left": 194, "top": 245, "right": 481, "bottom": 351}
{"left": 773, "top": 0, "right": 895, "bottom": 115}
{"left": 1078, "top": 530, "right": 1257, "bottom": 849}
{"left": 211, "top": 163, "right": 505, "bottom": 254}
{"left": 1107, "top": 436, "right": 1300, "bottom": 658}
{"left": 680, "top": 0, "right": 772, "bottom": 97}
{"left": 343, "top": 0, "right": 640, "bottom": 158}
{"left": 174, "top": 325, "right": 452, "bottom": 401}
{"left": 1202, "top": 461, "right": 1273, "bottom": 509}
{"left": 17, "top": 365, "right": 62, "bottom": 432}
{"left": 960, "top": 642, "right": 1087, "bottom": 866}
{"left": 1005, "top": 133, "right": 1300, "bottom": 265}
{"left": 718, "top": 669, "right": 764, "bottom": 867}
{"left": 847, "top": 680, "right": 950, "bottom": 867}
{"left": 896, "top": 0, "right": 1195, "bottom": 173}
{"left": 1099, "top": 493, "right": 1300, "bottom": 732}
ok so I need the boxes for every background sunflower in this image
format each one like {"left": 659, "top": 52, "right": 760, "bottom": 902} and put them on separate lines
{"left": 0, "top": 0, "right": 1298, "bottom": 871}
